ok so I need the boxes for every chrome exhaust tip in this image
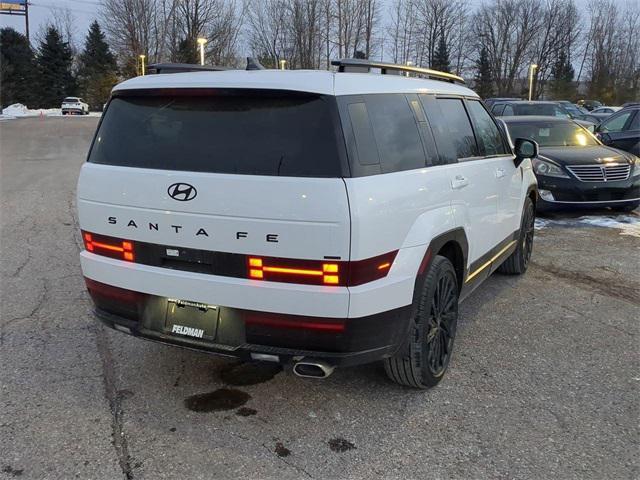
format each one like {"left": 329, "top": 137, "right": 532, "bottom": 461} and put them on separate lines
{"left": 292, "top": 361, "right": 335, "bottom": 379}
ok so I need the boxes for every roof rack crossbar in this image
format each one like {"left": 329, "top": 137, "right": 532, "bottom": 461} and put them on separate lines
{"left": 146, "top": 63, "right": 230, "bottom": 74}
{"left": 331, "top": 58, "right": 465, "bottom": 85}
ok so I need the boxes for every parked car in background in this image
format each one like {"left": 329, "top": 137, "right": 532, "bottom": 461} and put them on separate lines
{"left": 580, "top": 113, "right": 610, "bottom": 124}
{"left": 61, "top": 97, "right": 89, "bottom": 115}
{"left": 557, "top": 100, "right": 588, "bottom": 119}
{"left": 577, "top": 99, "right": 603, "bottom": 111}
{"left": 484, "top": 97, "right": 521, "bottom": 109}
{"left": 502, "top": 116, "right": 639, "bottom": 212}
{"left": 595, "top": 106, "right": 640, "bottom": 156}
{"left": 491, "top": 100, "right": 570, "bottom": 118}
{"left": 590, "top": 106, "right": 621, "bottom": 115}
{"left": 621, "top": 102, "right": 640, "bottom": 109}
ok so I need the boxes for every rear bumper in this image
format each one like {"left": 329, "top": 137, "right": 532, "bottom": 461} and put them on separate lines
{"left": 88, "top": 279, "right": 412, "bottom": 367}
{"left": 537, "top": 175, "right": 640, "bottom": 210}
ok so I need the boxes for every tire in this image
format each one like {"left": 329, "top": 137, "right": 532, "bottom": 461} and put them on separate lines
{"left": 384, "top": 255, "right": 459, "bottom": 389}
{"left": 612, "top": 202, "right": 639, "bottom": 213}
{"left": 498, "top": 196, "right": 535, "bottom": 275}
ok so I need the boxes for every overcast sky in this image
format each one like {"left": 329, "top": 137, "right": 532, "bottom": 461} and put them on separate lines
{"left": 1, "top": 0, "right": 594, "bottom": 52}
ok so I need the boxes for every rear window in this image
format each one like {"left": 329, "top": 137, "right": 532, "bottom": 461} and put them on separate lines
{"left": 64, "top": 97, "right": 79, "bottom": 102}
{"left": 513, "top": 104, "right": 562, "bottom": 116}
{"left": 89, "top": 91, "right": 344, "bottom": 177}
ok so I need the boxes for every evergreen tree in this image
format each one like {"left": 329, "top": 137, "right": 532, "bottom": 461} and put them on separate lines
{"left": 431, "top": 31, "right": 450, "bottom": 73}
{"left": 0, "top": 28, "right": 38, "bottom": 108}
{"left": 550, "top": 50, "right": 576, "bottom": 100}
{"left": 35, "top": 27, "right": 76, "bottom": 107}
{"left": 77, "top": 21, "right": 118, "bottom": 110}
{"left": 175, "top": 37, "right": 199, "bottom": 64}
{"left": 474, "top": 47, "right": 493, "bottom": 99}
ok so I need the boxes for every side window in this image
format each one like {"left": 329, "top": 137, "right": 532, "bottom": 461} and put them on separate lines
{"left": 629, "top": 112, "right": 639, "bottom": 130}
{"left": 503, "top": 105, "right": 515, "bottom": 116}
{"left": 347, "top": 102, "right": 380, "bottom": 165}
{"left": 601, "top": 111, "right": 632, "bottom": 133}
{"left": 364, "top": 94, "right": 426, "bottom": 173}
{"left": 434, "top": 98, "right": 479, "bottom": 159}
{"left": 466, "top": 100, "right": 509, "bottom": 156}
{"left": 407, "top": 94, "right": 440, "bottom": 166}
{"left": 492, "top": 104, "right": 505, "bottom": 116}
{"left": 419, "top": 94, "right": 457, "bottom": 165}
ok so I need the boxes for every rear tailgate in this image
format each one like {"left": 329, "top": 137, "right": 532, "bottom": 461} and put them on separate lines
{"left": 77, "top": 164, "right": 350, "bottom": 260}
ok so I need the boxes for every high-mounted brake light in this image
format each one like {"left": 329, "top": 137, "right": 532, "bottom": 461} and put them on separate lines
{"left": 83, "top": 231, "right": 135, "bottom": 262}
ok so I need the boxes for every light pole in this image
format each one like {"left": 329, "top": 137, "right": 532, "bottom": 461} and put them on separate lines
{"left": 139, "top": 54, "right": 146, "bottom": 76}
{"left": 279, "top": 59, "right": 287, "bottom": 70}
{"left": 528, "top": 64, "right": 538, "bottom": 101}
{"left": 197, "top": 37, "right": 207, "bottom": 66}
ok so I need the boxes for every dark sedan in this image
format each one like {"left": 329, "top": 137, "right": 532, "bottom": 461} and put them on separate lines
{"left": 595, "top": 106, "right": 640, "bottom": 156}
{"left": 491, "top": 100, "right": 570, "bottom": 118}
{"left": 502, "top": 116, "right": 640, "bottom": 212}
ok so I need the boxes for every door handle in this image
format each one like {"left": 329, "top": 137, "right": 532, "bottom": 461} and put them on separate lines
{"left": 451, "top": 175, "right": 469, "bottom": 190}
{"left": 495, "top": 168, "right": 505, "bottom": 178}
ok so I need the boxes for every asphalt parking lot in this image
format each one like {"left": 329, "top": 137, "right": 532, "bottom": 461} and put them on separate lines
{"left": 1, "top": 117, "right": 638, "bottom": 479}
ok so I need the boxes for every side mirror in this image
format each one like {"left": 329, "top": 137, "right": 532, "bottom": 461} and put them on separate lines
{"left": 513, "top": 138, "right": 538, "bottom": 168}
{"left": 598, "top": 132, "right": 611, "bottom": 144}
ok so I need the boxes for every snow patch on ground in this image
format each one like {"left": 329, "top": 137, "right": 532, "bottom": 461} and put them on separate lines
{"left": 0, "top": 103, "right": 101, "bottom": 120}
{"left": 535, "top": 214, "right": 640, "bottom": 238}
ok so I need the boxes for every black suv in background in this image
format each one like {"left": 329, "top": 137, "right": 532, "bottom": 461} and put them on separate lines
{"left": 491, "top": 100, "right": 571, "bottom": 118}
{"left": 595, "top": 106, "right": 640, "bottom": 156}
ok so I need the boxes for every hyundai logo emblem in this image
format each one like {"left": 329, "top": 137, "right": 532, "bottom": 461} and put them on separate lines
{"left": 167, "top": 183, "right": 197, "bottom": 201}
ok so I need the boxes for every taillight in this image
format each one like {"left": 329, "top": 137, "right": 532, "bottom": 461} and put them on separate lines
{"left": 247, "top": 250, "right": 397, "bottom": 287}
{"left": 248, "top": 256, "right": 342, "bottom": 286}
{"left": 82, "top": 231, "right": 135, "bottom": 262}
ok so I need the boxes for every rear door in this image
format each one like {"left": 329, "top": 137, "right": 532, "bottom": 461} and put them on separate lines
{"left": 466, "top": 99, "right": 522, "bottom": 240}
{"left": 421, "top": 95, "right": 500, "bottom": 266}
{"left": 78, "top": 90, "right": 351, "bottom": 262}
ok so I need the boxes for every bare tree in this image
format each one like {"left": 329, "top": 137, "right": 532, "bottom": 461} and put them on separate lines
{"left": 473, "top": 0, "right": 544, "bottom": 96}
{"left": 528, "top": 0, "right": 580, "bottom": 98}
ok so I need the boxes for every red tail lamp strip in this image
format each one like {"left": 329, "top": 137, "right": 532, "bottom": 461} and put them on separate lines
{"left": 83, "top": 231, "right": 135, "bottom": 262}
{"left": 245, "top": 313, "right": 345, "bottom": 333}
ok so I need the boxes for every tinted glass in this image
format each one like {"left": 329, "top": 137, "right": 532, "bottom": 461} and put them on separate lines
{"left": 503, "top": 105, "right": 514, "bottom": 116}
{"left": 629, "top": 112, "right": 639, "bottom": 130}
{"left": 347, "top": 102, "right": 380, "bottom": 165}
{"left": 513, "top": 103, "right": 565, "bottom": 116}
{"left": 364, "top": 94, "right": 426, "bottom": 172}
{"left": 506, "top": 121, "right": 598, "bottom": 147}
{"left": 492, "top": 104, "right": 505, "bottom": 115}
{"left": 435, "top": 98, "right": 478, "bottom": 158}
{"left": 89, "top": 93, "right": 343, "bottom": 177}
{"left": 601, "top": 111, "right": 632, "bottom": 132}
{"left": 467, "top": 100, "right": 509, "bottom": 155}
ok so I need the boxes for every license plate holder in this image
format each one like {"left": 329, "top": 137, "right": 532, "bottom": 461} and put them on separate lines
{"left": 165, "top": 299, "right": 219, "bottom": 340}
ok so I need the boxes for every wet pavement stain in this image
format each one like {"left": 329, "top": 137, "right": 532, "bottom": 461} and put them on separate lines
{"left": 219, "top": 361, "right": 282, "bottom": 386}
{"left": 274, "top": 442, "right": 291, "bottom": 457}
{"left": 236, "top": 407, "right": 257, "bottom": 417}
{"left": 328, "top": 438, "right": 356, "bottom": 453}
{"left": 184, "top": 388, "right": 250, "bottom": 412}
{"left": 2, "top": 465, "right": 24, "bottom": 477}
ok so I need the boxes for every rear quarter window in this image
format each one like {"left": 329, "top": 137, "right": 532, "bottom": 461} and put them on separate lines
{"left": 88, "top": 90, "right": 346, "bottom": 177}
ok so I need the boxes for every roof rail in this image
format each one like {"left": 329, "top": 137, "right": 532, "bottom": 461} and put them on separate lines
{"left": 331, "top": 58, "right": 465, "bottom": 85}
{"left": 146, "top": 63, "right": 230, "bottom": 74}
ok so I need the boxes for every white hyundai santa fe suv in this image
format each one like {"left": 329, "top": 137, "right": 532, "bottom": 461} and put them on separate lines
{"left": 77, "top": 59, "right": 538, "bottom": 389}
